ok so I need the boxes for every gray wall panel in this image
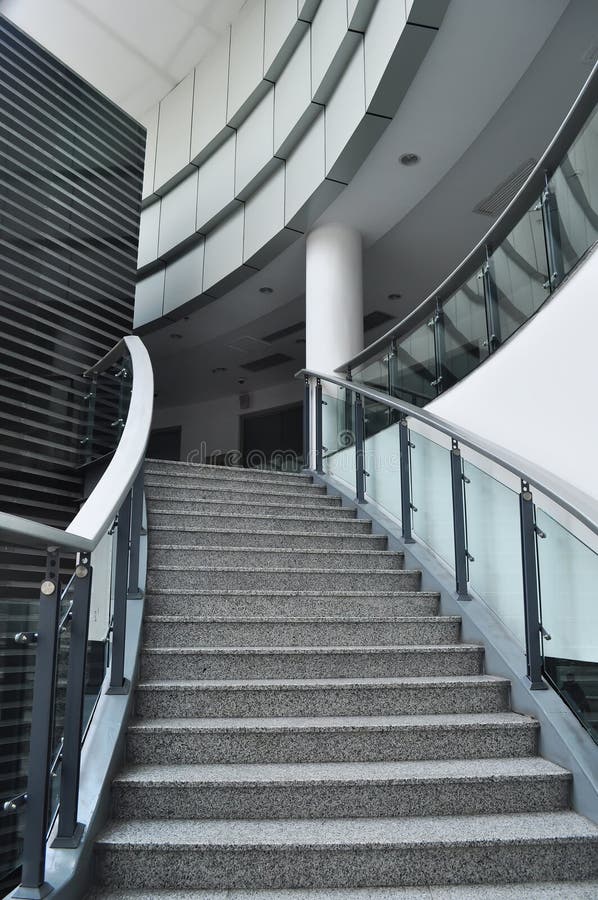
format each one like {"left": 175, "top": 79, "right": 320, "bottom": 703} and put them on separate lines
{"left": 311, "top": 0, "right": 351, "bottom": 103}
{"left": 274, "top": 29, "right": 317, "bottom": 158}
{"left": 196, "top": 133, "right": 239, "bottom": 231}
{"left": 203, "top": 206, "right": 245, "bottom": 293}
{"left": 227, "top": 0, "right": 267, "bottom": 126}
{"left": 140, "top": 105, "right": 159, "bottom": 199}
{"left": 365, "top": 0, "right": 407, "bottom": 111}
{"left": 137, "top": 200, "right": 161, "bottom": 269}
{"left": 159, "top": 170, "right": 199, "bottom": 257}
{"left": 265, "top": 0, "right": 303, "bottom": 80}
{"left": 191, "top": 29, "right": 232, "bottom": 165}
{"left": 243, "top": 162, "right": 286, "bottom": 262}
{"left": 284, "top": 110, "right": 326, "bottom": 224}
{"left": 235, "top": 88, "right": 276, "bottom": 199}
{"left": 298, "top": 0, "right": 323, "bottom": 23}
{"left": 325, "top": 39, "right": 365, "bottom": 177}
{"left": 163, "top": 241, "right": 205, "bottom": 315}
{"left": 154, "top": 72, "right": 194, "bottom": 192}
{"left": 134, "top": 267, "right": 166, "bottom": 328}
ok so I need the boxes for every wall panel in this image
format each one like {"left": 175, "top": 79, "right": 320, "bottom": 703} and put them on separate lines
{"left": 235, "top": 88, "right": 276, "bottom": 199}
{"left": 196, "top": 133, "right": 239, "bottom": 231}
{"left": 227, "top": 0, "right": 267, "bottom": 126}
{"left": 191, "top": 29, "right": 232, "bottom": 164}
{"left": 159, "top": 170, "right": 199, "bottom": 257}
{"left": 154, "top": 72, "right": 194, "bottom": 192}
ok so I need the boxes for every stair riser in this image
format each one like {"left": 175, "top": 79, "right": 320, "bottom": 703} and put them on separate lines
{"left": 142, "top": 620, "right": 459, "bottom": 648}
{"left": 145, "top": 464, "right": 313, "bottom": 485}
{"left": 140, "top": 648, "right": 483, "bottom": 680}
{"left": 144, "top": 593, "right": 440, "bottom": 618}
{"left": 135, "top": 682, "right": 510, "bottom": 719}
{"left": 146, "top": 475, "right": 326, "bottom": 497}
{"left": 95, "top": 838, "right": 598, "bottom": 889}
{"left": 147, "top": 501, "right": 356, "bottom": 519}
{"left": 148, "top": 531, "right": 387, "bottom": 550}
{"left": 148, "top": 510, "right": 372, "bottom": 535}
{"left": 146, "top": 570, "right": 421, "bottom": 592}
{"left": 147, "top": 487, "right": 340, "bottom": 507}
{"left": 126, "top": 723, "right": 539, "bottom": 765}
{"left": 148, "top": 548, "right": 404, "bottom": 571}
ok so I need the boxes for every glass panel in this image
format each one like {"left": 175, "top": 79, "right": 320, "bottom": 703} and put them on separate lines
{"left": 81, "top": 350, "right": 132, "bottom": 467}
{"left": 322, "top": 388, "right": 355, "bottom": 490}
{"left": 410, "top": 432, "right": 454, "bottom": 568}
{"left": 364, "top": 420, "right": 402, "bottom": 523}
{"left": 442, "top": 272, "right": 489, "bottom": 389}
{"left": 352, "top": 355, "right": 388, "bottom": 394}
{"left": 463, "top": 461, "right": 525, "bottom": 649}
{"left": 536, "top": 509, "right": 598, "bottom": 742}
{"left": 395, "top": 321, "right": 437, "bottom": 407}
{"left": 491, "top": 206, "right": 550, "bottom": 344}
{"left": 364, "top": 397, "right": 392, "bottom": 440}
{"left": 549, "top": 103, "right": 598, "bottom": 277}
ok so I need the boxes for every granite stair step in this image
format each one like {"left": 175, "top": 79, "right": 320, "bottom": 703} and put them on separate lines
{"left": 126, "top": 712, "right": 540, "bottom": 765}
{"left": 93, "top": 811, "right": 598, "bottom": 890}
{"left": 146, "top": 566, "right": 421, "bottom": 592}
{"left": 139, "top": 644, "right": 483, "bottom": 680}
{"left": 111, "top": 757, "right": 570, "bottom": 821}
{"left": 142, "top": 615, "right": 460, "bottom": 648}
{"left": 144, "top": 590, "right": 440, "bottom": 618}
{"left": 146, "top": 485, "right": 342, "bottom": 506}
{"left": 145, "top": 474, "right": 326, "bottom": 497}
{"left": 134, "top": 675, "right": 510, "bottom": 719}
{"left": 145, "top": 460, "right": 313, "bottom": 485}
{"left": 146, "top": 499, "right": 356, "bottom": 519}
{"left": 148, "top": 527, "right": 387, "bottom": 550}
{"left": 147, "top": 511, "right": 371, "bottom": 533}
{"left": 148, "top": 546, "right": 405, "bottom": 571}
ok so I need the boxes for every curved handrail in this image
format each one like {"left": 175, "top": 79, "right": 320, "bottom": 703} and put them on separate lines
{"left": 298, "top": 368, "right": 598, "bottom": 539}
{"left": 340, "top": 59, "right": 598, "bottom": 374}
{"left": 0, "top": 335, "right": 154, "bottom": 552}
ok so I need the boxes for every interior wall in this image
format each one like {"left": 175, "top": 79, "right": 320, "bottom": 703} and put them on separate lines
{"left": 151, "top": 378, "right": 303, "bottom": 462}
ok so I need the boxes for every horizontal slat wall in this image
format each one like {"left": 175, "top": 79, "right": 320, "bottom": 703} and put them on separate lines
{"left": 0, "top": 15, "right": 145, "bottom": 886}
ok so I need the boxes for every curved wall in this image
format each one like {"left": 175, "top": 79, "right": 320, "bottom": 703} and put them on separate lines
{"left": 134, "top": 0, "right": 449, "bottom": 330}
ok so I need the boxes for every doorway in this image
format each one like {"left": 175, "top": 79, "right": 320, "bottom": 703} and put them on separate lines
{"left": 241, "top": 403, "right": 302, "bottom": 471}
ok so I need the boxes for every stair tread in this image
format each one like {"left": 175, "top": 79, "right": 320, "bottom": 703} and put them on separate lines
{"left": 149, "top": 528, "right": 382, "bottom": 538}
{"left": 143, "top": 615, "right": 459, "bottom": 624}
{"left": 145, "top": 460, "right": 312, "bottom": 479}
{"left": 128, "top": 712, "right": 538, "bottom": 733}
{"left": 141, "top": 644, "right": 482, "bottom": 655}
{"left": 149, "top": 545, "right": 402, "bottom": 556}
{"left": 114, "top": 757, "right": 569, "bottom": 786}
{"left": 147, "top": 566, "right": 421, "bottom": 574}
{"left": 96, "top": 810, "right": 598, "bottom": 848}
{"left": 145, "top": 590, "right": 438, "bottom": 598}
{"left": 137, "top": 675, "right": 508, "bottom": 689}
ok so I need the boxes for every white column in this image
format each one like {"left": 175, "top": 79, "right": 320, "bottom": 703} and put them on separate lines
{"left": 305, "top": 223, "right": 364, "bottom": 469}
{"left": 305, "top": 223, "right": 364, "bottom": 375}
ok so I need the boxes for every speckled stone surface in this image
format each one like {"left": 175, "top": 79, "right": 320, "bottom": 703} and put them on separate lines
{"left": 110, "top": 757, "right": 570, "bottom": 821}
{"left": 144, "top": 590, "right": 441, "bottom": 619}
{"left": 146, "top": 475, "right": 327, "bottom": 497}
{"left": 146, "top": 566, "right": 422, "bottom": 593}
{"left": 146, "top": 486, "right": 343, "bottom": 507}
{"left": 148, "top": 528, "right": 388, "bottom": 551}
{"left": 148, "top": 546, "right": 406, "bottom": 571}
{"left": 147, "top": 498, "right": 357, "bottom": 518}
{"left": 145, "top": 460, "right": 314, "bottom": 485}
{"left": 134, "top": 675, "right": 511, "bottom": 719}
{"left": 147, "top": 512, "right": 371, "bottom": 533}
{"left": 126, "top": 713, "right": 539, "bottom": 766}
{"left": 142, "top": 615, "right": 460, "bottom": 649}
{"left": 139, "top": 644, "right": 483, "bottom": 681}
{"left": 94, "top": 812, "right": 598, "bottom": 889}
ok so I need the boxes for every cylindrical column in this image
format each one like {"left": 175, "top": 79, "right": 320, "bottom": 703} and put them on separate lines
{"left": 305, "top": 223, "right": 364, "bottom": 375}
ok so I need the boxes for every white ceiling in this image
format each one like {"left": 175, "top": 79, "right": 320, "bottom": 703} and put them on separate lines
{"left": 0, "top": 0, "right": 246, "bottom": 118}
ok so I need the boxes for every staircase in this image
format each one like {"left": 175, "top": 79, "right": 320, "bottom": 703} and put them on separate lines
{"left": 89, "top": 459, "right": 598, "bottom": 897}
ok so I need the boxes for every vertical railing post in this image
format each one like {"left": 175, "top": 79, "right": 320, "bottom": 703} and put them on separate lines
{"left": 482, "top": 247, "right": 501, "bottom": 353}
{"left": 519, "top": 481, "right": 547, "bottom": 690}
{"left": 354, "top": 392, "right": 367, "bottom": 503}
{"left": 431, "top": 300, "right": 445, "bottom": 395}
{"left": 302, "top": 375, "right": 310, "bottom": 469}
{"left": 15, "top": 549, "right": 61, "bottom": 899}
{"left": 128, "top": 465, "right": 144, "bottom": 600}
{"left": 107, "top": 491, "right": 132, "bottom": 695}
{"left": 315, "top": 378, "right": 324, "bottom": 475}
{"left": 82, "top": 373, "right": 96, "bottom": 466}
{"left": 52, "top": 555, "right": 93, "bottom": 849}
{"left": 540, "top": 176, "right": 565, "bottom": 291}
{"left": 398, "top": 416, "right": 414, "bottom": 543}
{"left": 450, "top": 440, "right": 470, "bottom": 598}
{"left": 388, "top": 340, "right": 400, "bottom": 424}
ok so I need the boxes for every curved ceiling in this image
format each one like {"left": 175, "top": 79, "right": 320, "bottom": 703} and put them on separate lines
{"left": 0, "top": 0, "right": 246, "bottom": 118}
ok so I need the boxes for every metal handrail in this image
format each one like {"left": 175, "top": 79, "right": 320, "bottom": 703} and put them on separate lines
{"left": 298, "top": 368, "right": 598, "bottom": 539}
{"left": 339, "top": 59, "right": 598, "bottom": 374}
{"left": 0, "top": 335, "right": 154, "bottom": 552}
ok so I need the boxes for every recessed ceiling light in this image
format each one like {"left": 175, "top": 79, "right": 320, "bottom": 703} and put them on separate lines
{"left": 259, "top": 286, "right": 273, "bottom": 294}
{"left": 170, "top": 333, "right": 183, "bottom": 339}
{"left": 211, "top": 367, "right": 227, "bottom": 374}
{"left": 399, "top": 153, "right": 420, "bottom": 166}
{"left": 387, "top": 293, "right": 402, "bottom": 300}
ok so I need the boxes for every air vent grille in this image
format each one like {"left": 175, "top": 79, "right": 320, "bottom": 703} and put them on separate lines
{"left": 474, "top": 159, "right": 536, "bottom": 217}
{"left": 262, "top": 321, "right": 305, "bottom": 342}
{"left": 364, "top": 310, "right": 395, "bottom": 331}
{"left": 240, "top": 353, "right": 294, "bottom": 372}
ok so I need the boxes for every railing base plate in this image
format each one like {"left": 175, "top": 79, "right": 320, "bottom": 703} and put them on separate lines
{"left": 106, "top": 677, "right": 130, "bottom": 696}
{"left": 13, "top": 883, "right": 53, "bottom": 899}
{"left": 51, "top": 822, "right": 84, "bottom": 849}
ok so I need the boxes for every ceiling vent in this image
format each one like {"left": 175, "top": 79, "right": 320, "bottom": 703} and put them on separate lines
{"left": 363, "top": 310, "right": 395, "bottom": 332}
{"left": 240, "top": 353, "right": 294, "bottom": 372}
{"left": 262, "top": 321, "right": 305, "bottom": 342}
{"left": 227, "top": 336, "right": 269, "bottom": 354}
{"left": 473, "top": 159, "right": 536, "bottom": 217}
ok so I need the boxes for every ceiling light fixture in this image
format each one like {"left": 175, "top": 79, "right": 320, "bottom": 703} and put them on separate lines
{"left": 399, "top": 153, "right": 420, "bottom": 166}
{"left": 259, "top": 286, "right": 273, "bottom": 294}
{"left": 211, "top": 367, "right": 227, "bottom": 374}
{"left": 387, "top": 293, "right": 402, "bottom": 300}
{"left": 170, "top": 333, "right": 182, "bottom": 339}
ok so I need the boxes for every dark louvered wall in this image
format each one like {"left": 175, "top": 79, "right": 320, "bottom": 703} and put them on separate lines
{"left": 0, "top": 15, "right": 145, "bottom": 885}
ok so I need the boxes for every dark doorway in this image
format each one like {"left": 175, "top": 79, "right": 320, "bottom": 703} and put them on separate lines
{"left": 146, "top": 426, "right": 182, "bottom": 461}
{"left": 242, "top": 403, "right": 302, "bottom": 470}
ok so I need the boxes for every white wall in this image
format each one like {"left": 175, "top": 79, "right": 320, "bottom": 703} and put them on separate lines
{"left": 430, "top": 246, "right": 598, "bottom": 504}
{"left": 151, "top": 380, "right": 303, "bottom": 461}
